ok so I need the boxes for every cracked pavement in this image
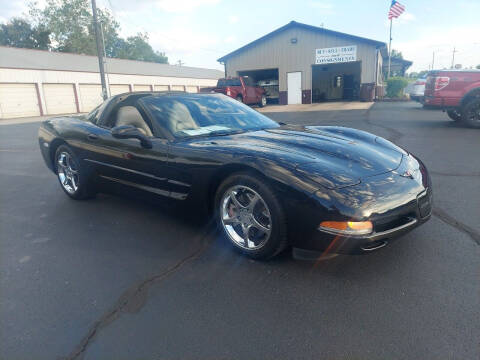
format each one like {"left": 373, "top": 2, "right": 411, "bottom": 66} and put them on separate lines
{"left": 1, "top": 101, "right": 479, "bottom": 359}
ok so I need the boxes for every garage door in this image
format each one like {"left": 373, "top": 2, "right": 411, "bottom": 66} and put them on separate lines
{"left": 0, "top": 83, "right": 40, "bottom": 118}
{"left": 171, "top": 85, "right": 185, "bottom": 91}
{"left": 43, "top": 84, "right": 77, "bottom": 115}
{"left": 185, "top": 86, "right": 198, "bottom": 93}
{"left": 79, "top": 84, "right": 103, "bottom": 112}
{"left": 110, "top": 84, "right": 130, "bottom": 96}
{"left": 134, "top": 85, "right": 151, "bottom": 92}
{"left": 154, "top": 85, "right": 169, "bottom": 92}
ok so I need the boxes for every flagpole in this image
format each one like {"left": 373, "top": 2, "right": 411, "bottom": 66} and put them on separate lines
{"left": 387, "top": 18, "right": 392, "bottom": 79}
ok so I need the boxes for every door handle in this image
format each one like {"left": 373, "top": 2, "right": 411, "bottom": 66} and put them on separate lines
{"left": 87, "top": 133, "right": 98, "bottom": 140}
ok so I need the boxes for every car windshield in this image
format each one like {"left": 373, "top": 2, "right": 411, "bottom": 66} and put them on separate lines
{"left": 217, "top": 79, "right": 241, "bottom": 87}
{"left": 141, "top": 94, "right": 279, "bottom": 138}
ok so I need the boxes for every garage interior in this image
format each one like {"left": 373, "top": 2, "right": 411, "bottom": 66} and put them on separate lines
{"left": 237, "top": 68, "right": 279, "bottom": 103}
{"left": 312, "top": 61, "right": 361, "bottom": 102}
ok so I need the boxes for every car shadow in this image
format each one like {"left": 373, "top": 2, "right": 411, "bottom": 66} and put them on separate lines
{"left": 73, "top": 184, "right": 420, "bottom": 283}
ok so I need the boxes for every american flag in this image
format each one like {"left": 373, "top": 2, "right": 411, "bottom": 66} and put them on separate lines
{"left": 388, "top": 0, "right": 405, "bottom": 19}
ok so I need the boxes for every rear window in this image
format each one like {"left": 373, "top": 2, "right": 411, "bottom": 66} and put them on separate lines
{"left": 217, "top": 79, "right": 241, "bottom": 87}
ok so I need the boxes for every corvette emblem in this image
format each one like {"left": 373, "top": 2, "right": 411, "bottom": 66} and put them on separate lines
{"left": 400, "top": 170, "right": 414, "bottom": 178}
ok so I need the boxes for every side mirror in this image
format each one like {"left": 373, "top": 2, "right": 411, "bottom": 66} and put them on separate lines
{"left": 111, "top": 125, "right": 152, "bottom": 149}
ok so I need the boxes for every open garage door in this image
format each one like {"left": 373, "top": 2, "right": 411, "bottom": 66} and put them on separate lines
{"left": 79, "top": 84, "right": 103, "bottom": 112}
{"left": 154, "top": 85, "right": 169, "bottom": 92}
{"left": 238, "top": 68, "right": 279, "bottom": 103}
{"left": 0, "top": 83, "right": 40, "bottom": 118}
{"left": 109, "top": 84, "right": 130, "bottom": 96}
{"left": 43, "top": 84, "right": 77, "bottom": 115}
{"left": 312, "top": 61, "right": 361, "bottom": 102}
{"left": 134, "top": 85, "right": 151, "bottom": 92}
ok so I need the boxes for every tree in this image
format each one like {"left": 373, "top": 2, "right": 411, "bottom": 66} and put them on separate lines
{"left": 390, "top": 49, "right": 403, "bottom": 60}
{"left": 29, "top": 0, "right": 116, "bottom": 55}
{"left": 386, "top": 77, "right": 409, "bottom": 98}
{"left": 0, "top": 17, "right": 50, "bottom": 49}
{"left": 417, "top": 70, "right": 429, "bottom": 78}
{"left": 116, "top": 33, "right": 168, "bottom": 63}
{"left": 476, "top": 64, "right": 480, "bottom": 69}
{"left": 26, "top": 0, "right": 167, "bottom": 63}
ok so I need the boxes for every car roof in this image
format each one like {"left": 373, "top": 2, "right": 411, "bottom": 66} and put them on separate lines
{"left": 428, "top": 69, "right": 480, "bottom": 74}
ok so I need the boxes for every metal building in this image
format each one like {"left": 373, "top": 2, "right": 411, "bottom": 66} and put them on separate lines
{"left": 0, "top": 46, "right": 223, "bottom": 119}
{"left": 218, "top": 21, "right": 387, "bottom": 105}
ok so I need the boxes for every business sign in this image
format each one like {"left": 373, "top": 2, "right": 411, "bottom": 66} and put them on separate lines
{"left": 315, "top": 45, "right": 357, "bottom": 64}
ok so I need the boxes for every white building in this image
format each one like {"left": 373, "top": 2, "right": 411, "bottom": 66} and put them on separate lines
{"left": 0, "top": 46, "right": 224, "bottom": 119}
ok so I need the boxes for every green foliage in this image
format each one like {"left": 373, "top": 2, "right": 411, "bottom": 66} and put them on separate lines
{"left": 417, "top": 70, "right": 429, "bottom": 78}
{"left": 408, "top": 70, "right": 429, "bottom": 79}
{"left": 29, "top": 0, "right": 97, "bottom": 54}
{"left": 0, "top": 0, "right": 168, "bottom": 63}
{"left": 476, "top": 64, "right": 480, "bottom": 69}
{"left": 0, "top": 17, "right": 50, "bottom": 49}
{"left": 115, "top": 33, "right": 168, "bottom": 63}
{"left": 386, "top": 77, "right": 409, "bottom": 98}
{"left": 391, "top": 49, "right": 403, "bottom": 60}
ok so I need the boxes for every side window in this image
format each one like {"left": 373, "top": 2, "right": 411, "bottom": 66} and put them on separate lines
{"left": 243, "top": 77, "right": 254, "bottom": 87}
{"left": 112, "top": 105, "right": 154, "bottom": 137}
{"left": 92, "top": 99, "right": 112, "bottom": 125}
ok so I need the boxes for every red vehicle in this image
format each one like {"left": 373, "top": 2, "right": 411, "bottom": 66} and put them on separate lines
{"left": 424, "top": 69, "right": 480, "bottom": 128}
{"left": 201, "top": 76, "right": 267, "bottom": 107}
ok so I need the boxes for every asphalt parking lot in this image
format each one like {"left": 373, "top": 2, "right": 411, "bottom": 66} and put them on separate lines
{"left": 1, "top": 101, "right": 479, "bottom": 360}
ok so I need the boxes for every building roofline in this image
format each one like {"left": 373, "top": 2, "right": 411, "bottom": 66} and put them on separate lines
{"left": 217, "top": 21, "right": 386, "bottom": 62}
{"left": 387, "top": 58, "right": 413, "bottom": 66}
{"left": 0, "top": 45, "right": 224, "bottom": 78}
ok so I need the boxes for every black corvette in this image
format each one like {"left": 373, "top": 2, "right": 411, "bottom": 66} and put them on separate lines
{"left": 38, "top": 92, "right": 432, "bottom": 259}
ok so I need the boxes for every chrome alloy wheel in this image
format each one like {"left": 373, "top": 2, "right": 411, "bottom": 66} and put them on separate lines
{"left": 220, "top": 185, "right": 272, "bottom": 250}
{"left": 57, "top": 151, "right": 79, "bottom": 194}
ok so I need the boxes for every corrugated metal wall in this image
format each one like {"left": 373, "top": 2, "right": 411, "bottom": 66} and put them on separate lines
{"left": 225, "top": 27, "right": 382, "bottom": 92}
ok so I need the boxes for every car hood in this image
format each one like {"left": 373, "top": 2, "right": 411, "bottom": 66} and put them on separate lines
{"left": 229, "top": 125, "right": 406, "bottom": 189}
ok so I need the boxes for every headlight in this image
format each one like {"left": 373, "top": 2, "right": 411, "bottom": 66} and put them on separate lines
{"left": 319, "top": 221, "right": 373, "bottom": 236}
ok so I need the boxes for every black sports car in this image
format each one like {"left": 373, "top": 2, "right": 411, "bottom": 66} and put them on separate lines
{"left": 38, "top": 92, "right": 432, "bottom": 259}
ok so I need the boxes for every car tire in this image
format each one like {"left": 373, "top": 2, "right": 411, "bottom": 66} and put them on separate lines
{"left": 215, "top": 172, "right": 287, "bottom": 259}
{"left": 258, "top": 94, "right": 267, "bottom": 107}
{"left": 54, "top": 145, "right": 96, "bottom": 200}
{"left": 236, "top": 95, "right": 243, "bottom": 103}
{"left": 446, "top": 109, "right": 462, "bottom": 122}
{"left": 461, "top": 98, "right": 480, "bottom": 128}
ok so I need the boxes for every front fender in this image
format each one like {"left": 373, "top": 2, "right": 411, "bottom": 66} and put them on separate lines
{"left": 461, "top": 86, "right": 480, "bottom": 106}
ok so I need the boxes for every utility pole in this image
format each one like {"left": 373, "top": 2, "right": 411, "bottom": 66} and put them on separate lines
{"left": 176, "top": 60, "right": 185, "bottom": 66}
{"left": 431, "top": 51, "right": 435, "bottom": 70}
{"left": 91, "top": 0, "right": 108, "bottom": 100}
{"left": 99, "top": 21, "right": 110, "bottom": 98}
{"left": 451, "top": 47, "right": 457, "bottom": 69}
{"left": 387, "top": 18, "right": 392, "bottom": 79}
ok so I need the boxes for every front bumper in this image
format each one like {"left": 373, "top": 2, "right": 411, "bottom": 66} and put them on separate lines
{"left": 292, "top": 185, "right": 433, "bottom": 258}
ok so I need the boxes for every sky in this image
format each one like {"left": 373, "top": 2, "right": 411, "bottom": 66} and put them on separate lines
{"left": 1, "top": 0, "right": 479, "bottom": 72}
